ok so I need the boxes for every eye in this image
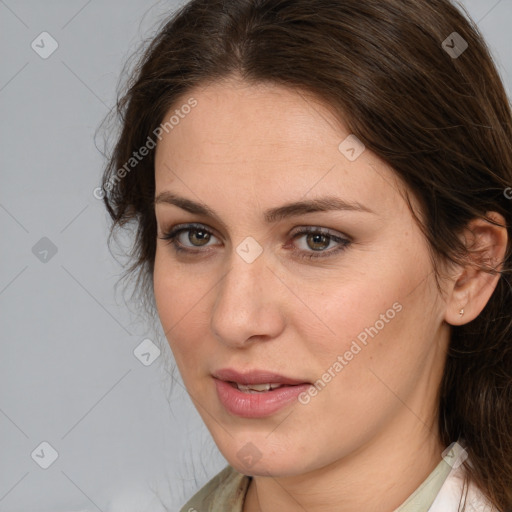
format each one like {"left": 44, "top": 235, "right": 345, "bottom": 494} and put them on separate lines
{"left": 158, "top": 223, "right": 351, "bottom": 260}
{"left": 289, "top": 227, "right": 351, "bottom": 260}
{"left": 159, "top": 223, "right": 220, "bottom": 253}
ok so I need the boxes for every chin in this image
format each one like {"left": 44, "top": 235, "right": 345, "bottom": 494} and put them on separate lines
{"left": 221, "top": 439, "right": 313, "bottom": 477}
{"left": 232, "top": 459, "right": 305, "bottom": 478}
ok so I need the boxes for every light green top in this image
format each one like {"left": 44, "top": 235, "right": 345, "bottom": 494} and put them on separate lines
{"left": 180, "top": 442, "right": 465, "bottom": 512}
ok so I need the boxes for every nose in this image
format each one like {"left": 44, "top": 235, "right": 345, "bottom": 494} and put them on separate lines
{"left": 210, "top": 247, "right": 286, "bottom": 348}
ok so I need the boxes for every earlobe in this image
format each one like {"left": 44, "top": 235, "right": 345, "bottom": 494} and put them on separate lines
{"left": 444, "top": 211, "right": 508, "bottom": 326}
{"left": 444, "top": 282, "right": 469, "bottom": 326}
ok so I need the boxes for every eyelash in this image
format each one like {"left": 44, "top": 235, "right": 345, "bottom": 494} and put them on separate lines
{"left": 158, "top": 223, "right": 351, "bottom": 260}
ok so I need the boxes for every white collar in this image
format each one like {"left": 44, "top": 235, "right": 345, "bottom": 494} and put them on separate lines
{"left": 428, "top": 442, "right": 498, "bottom": 512}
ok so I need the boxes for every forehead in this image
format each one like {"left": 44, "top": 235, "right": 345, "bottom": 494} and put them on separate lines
{"left": 157, "top": 78, "right": 344, "bottom": 161}
{"left": 153, "top": 78, "right": 408, "bottom": 219}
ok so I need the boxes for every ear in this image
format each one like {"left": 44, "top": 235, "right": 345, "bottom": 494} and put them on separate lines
{"left": 444, "top": 211, "right": 508, "bottom": 326}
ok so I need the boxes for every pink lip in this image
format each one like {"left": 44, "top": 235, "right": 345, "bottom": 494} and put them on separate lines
{"left": 212, "top": 368, "right": 309, "bottom": 386}
{"left": 212, "top": 368, "right": 311, "bottom": 418}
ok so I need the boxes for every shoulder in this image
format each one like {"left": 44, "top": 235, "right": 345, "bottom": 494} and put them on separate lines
{"left": 428, "top": 464, "right": 500, "bottom": 512}
{"left": 179, "top": 465, "right": 250, "bottom": 512}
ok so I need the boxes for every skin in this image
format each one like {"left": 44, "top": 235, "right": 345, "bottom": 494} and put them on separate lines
{"left": 152, "top": 76, "right": 507, "bottom": 512}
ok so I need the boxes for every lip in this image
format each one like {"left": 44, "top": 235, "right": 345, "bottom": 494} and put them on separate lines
{"left": 212, "top": 368, "right": 309, "bottom": 386}
{"left": 212, "top": 368, "right": 312, "bottom": 418}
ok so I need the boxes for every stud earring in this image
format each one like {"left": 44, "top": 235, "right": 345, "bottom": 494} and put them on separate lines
{"left": 459, "top": 308, "right": 464, "bottom": 317}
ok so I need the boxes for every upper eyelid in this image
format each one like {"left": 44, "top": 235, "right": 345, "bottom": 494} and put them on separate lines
{"left": 162, "top": 222, "right": 221, "bottom": 240}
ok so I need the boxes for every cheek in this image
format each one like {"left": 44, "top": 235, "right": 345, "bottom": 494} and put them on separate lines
{"left": 153, "top": 252, "right": 191, "bottom": 352}
{"left": 305, "top": 276, "right": 400, "bottom": 346}
{"left": 153, "top": 248, "right": 201, "bottom": 325}
{"left": 153, "top": 250, "right": 175, "bottom": 331}
{"left": 153, "top": 250, "right": 214, "bottom": 370}
{"left": 288, "top": 288, "right": 429, "bottom": 448}
{"left": 304, "top": 259, "right": 434, "bottom": 386}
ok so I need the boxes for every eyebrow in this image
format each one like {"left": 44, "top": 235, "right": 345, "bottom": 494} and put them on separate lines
{"left": 155, "top": 192, "right": 376, "bottom": 226}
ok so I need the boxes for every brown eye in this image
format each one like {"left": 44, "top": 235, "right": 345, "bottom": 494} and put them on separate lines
{"left": 306, "top": 233, "right": 331, "bottom": 251}
{"left": 290, "top": 227, "right": 351, "bottom": 261}
{"left": 158, "top": 223, "right": 219, "bottom": 252}
{"left": 187, "top": 228, "right": 211, "bottom": 246}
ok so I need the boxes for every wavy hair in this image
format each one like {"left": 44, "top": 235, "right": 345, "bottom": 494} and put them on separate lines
{"left": 101, "top": 1, "right": 512, "bottom": 509}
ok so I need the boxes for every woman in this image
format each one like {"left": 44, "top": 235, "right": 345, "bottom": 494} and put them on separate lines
{"left": 101, "top": 0, "right": 512, "bottom": 510}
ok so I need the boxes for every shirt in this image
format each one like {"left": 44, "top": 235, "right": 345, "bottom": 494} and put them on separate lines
{"left": 179, "top": 441, "right": 500, "bottom": 512}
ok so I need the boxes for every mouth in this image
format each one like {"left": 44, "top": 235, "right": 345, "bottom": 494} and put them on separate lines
{"left": 211, "top": 368, "right": 312, "bottom": 418}
{"left": 212, "top": 367, "right": 310, "bottom": 387}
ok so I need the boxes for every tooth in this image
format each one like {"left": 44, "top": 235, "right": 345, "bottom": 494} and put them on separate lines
{"left": 237, "top": 383, "right": 271, "bottom": 392}
{"left": 236, "top": 383, "right": 283, "bottom": 392}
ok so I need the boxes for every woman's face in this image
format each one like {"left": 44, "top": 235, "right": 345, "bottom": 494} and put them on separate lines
{"left": 153, "top": 77, "right": 450, "bottom": 476}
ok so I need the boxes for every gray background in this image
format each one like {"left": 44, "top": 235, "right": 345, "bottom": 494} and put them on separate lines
{"left": 0, "top": 1, "right": 510, "bottom": 511}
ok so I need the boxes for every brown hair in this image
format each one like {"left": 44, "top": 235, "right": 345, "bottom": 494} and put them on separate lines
{"left": 101, "top": 0, "right": 512, "bottom": 509}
